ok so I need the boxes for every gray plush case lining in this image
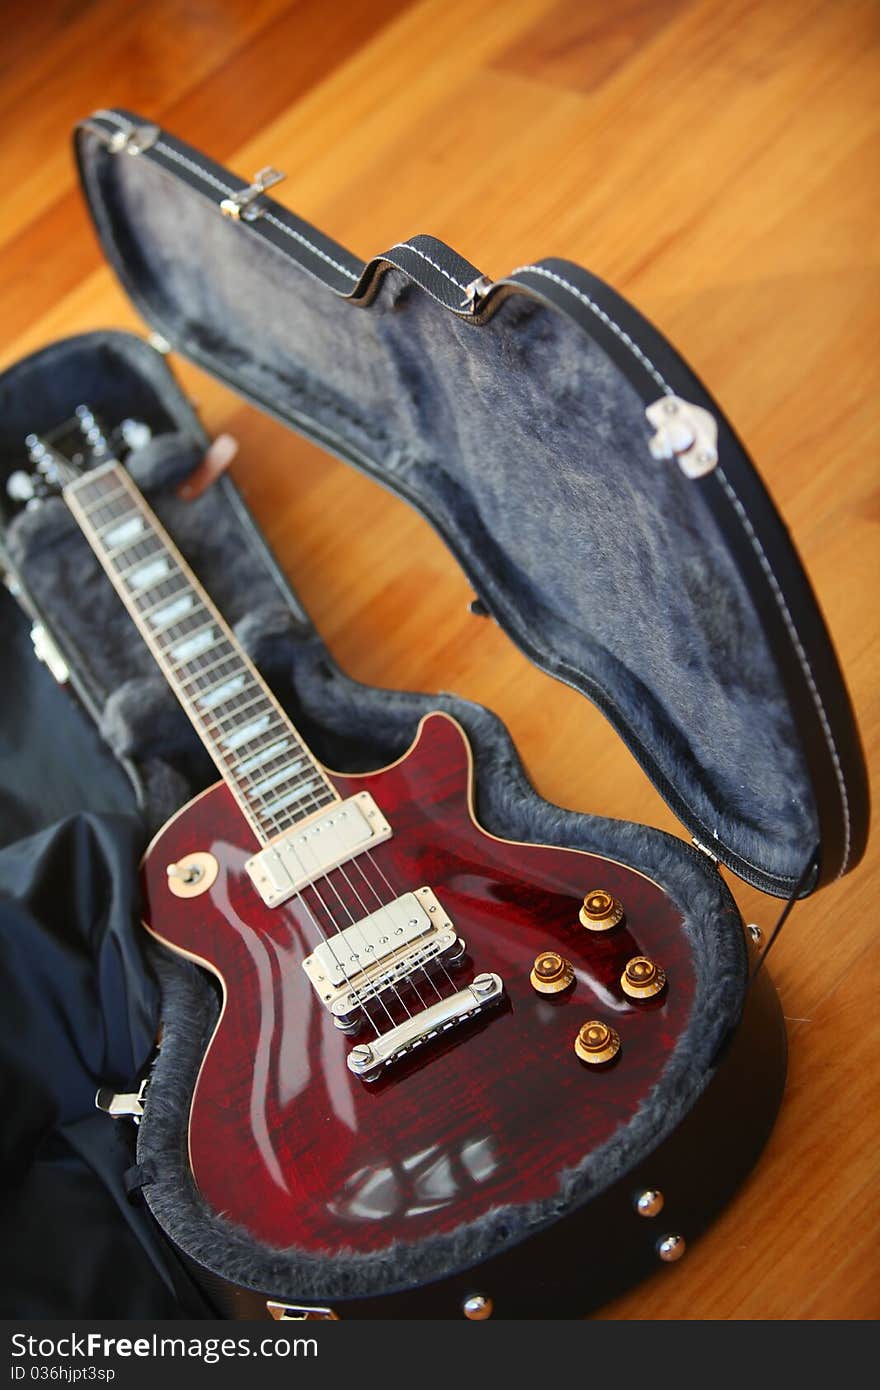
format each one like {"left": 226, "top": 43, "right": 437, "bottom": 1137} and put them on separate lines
{"left": 0, "top": 332, "right": 747, "bottom": 1301}
{"left": 73, "top": 128, "right": 818, "bottom": 892}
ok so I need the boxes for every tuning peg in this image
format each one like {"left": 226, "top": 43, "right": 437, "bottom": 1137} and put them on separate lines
{"left": 6, "top": 470, "right": 36, "bottom": 502}
{"left": 119, "top": 418, "right": 152, "bottom": 452}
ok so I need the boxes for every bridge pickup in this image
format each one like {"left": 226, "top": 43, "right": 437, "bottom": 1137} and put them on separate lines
{"left": 346, "top": 973, "right": 504, "bottom": 1079}
{"left": 245, "top": 792, "right": 392, "bottom": 908}
{"left": 302, "top": 887, "right": 459, "bottom": 1019}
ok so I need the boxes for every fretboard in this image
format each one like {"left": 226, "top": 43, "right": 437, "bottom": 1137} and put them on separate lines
{"left": 64, "top": 460, "right": 338, "bottom": 844}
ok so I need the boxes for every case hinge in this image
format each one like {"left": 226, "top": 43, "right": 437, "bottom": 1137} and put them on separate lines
{"left": 646, "top": 396, "right": 718, "bottom": 478}
{"left": 220, "top": 167, "right": 286, "bottom": 222}
{"left": 691, "top": 836, "right": 720, "bottom": 864}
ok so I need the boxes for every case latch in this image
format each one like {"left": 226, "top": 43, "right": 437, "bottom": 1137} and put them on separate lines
{"left": 646, "top": 396, "right": 718, "bottom": 478}
{"left": 80, "top": 118, "right": 159, "bottom": 155}
{"left": 29, "top": 622, "right": 70, "bottom": 685}
{"left": 266, "top": 1301, "right": 339, "bottom": 1321}
{"left": 95, "top": 1078, "right": 148, "bottom": 1124}
{"left": 220, "top": 167, "right": 286, "bottom": 222}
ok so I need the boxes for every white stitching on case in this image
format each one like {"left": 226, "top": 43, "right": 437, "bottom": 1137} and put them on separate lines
{"left": 510, "top": 264, "right": 672, "bottom": 394}
{"left": 154, "top": 141, "right": 237, "bottom": 197}
{"left": 261, "top": 213, "right": 358, "bottom": 281}
{"left": 513, "top": 261, "right": 851, "bottom": 876}
{"left": 390, "top": 242, "right": 469, "bottom": 295}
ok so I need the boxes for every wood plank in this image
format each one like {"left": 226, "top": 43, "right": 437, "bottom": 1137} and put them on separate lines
{"left": 2, "top": 0, "right": 877, "bottom": 1320}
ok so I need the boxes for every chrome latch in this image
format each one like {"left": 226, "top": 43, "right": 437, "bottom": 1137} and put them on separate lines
{"left": 461, "top": 274, "right": 494, "bottom": 312}
{"left": 29, "top": 622, "right": 69, "bottom": 685}
{"left": 266, "top": 1301, "right": 339, "bottom": 1321}
{"left": 220, "top": 167, "right": 286, "bottom": 222}
{"left": 646, "top": 396, "right": 718, "bottom": 478}
{"left": 95, "top": 1078, "right": 148, "bottom": 1124}
{"left": 81, "top": 118, "right": 159, "bottom": 155}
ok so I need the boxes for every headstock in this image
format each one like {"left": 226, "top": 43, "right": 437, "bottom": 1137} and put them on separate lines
{"left": 7, "top": 405, "right": 152, "bottom": 508}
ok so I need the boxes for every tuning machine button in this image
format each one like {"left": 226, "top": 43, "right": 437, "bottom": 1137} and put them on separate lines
{"left": 574, "top": 1020, "right": 621, "bottom": 1066}
{"left": 621, "top": 956, "right": 666, "bottom": 1000}
{"left": 579, "top": 889, "right": 624, "bottom": 932}
{"left": 530, "top": 951, "right": 575, "bottom": 996}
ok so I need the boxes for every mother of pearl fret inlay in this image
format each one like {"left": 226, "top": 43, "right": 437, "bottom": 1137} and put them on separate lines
{"left": 198, "top": 673, "right": 247, "bottom": 710}
{"left": 61, "top": 459, "right": 339, "bottom": 845}
{"left": 149, "top": 593, "right": 195, "bottom": 629}
{"left": 170, "top": 628, "right": 217, "bottom": 663}
{"left": 223, "top": 713, "right": 272, "bottom": 751}
{"left": 129, "top": 556, "right": 171, "bottom": 590}
{"left": 103, "top": 515, "right": 144, "bottom": 548}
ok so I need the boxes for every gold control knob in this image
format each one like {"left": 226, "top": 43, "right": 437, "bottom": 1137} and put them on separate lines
{"left": 621, "top": 956, "right": 667, "bottom": 1000}
{"left": 574, "top": 1020, "right": 621, "bottom": 1065}
{"left": 579, "top": 889, "right": 624, "bottom": 932}
{"left": 530, "top": 951, "right": 575, "bottom": 996}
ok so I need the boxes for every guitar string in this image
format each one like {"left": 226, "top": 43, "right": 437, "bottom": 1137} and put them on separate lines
{"left": 72, "top": 462, "right": 443, "bottom": 1035}
{"left": 68, "top": 463, "right": 394, "bottom": 1040}
{"left": 89, "top": 465, "right": 462, "bottom": 1018}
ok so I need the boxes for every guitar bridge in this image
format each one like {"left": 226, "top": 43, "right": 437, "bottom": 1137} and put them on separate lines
{"left": 347, "top": 973, "right": 505, "bottom": 1079}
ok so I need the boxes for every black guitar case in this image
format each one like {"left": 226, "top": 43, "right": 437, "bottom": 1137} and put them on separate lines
{"left": 0, "top": 109, "right": 868, "bottom": 1319}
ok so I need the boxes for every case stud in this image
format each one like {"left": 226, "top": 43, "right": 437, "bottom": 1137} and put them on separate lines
{"left": 657, "top": 1233, "right": 686, "bottom": 1263}
{"left": 530, "top": 950, "right": 575, "bottom": 996}
{"left": 579, "top": 889, "right": 624, "bottom": 932}
{"left": 621, "top": 956, "right": 667, "bottom": 1000}
{"left": 462, "top": 1293, "right": 493, "bottom": 1320}
{"left": 220, "top": 167, "right": 286, "bottom": 222}
{"left": 574, "top": 1020, "right": 621, "bottom": 1065}
{"left": 635, "top": 1189, "right": 664, "bottom": 1218}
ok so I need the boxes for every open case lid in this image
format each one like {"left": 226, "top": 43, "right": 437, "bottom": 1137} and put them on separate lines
{"left": 73, "top": 108, "right": 868, "bottom": 899}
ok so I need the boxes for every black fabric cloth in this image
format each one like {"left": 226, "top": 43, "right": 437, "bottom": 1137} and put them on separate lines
{"left": 0, "top": 811, "right": 207, "bottom": 1317}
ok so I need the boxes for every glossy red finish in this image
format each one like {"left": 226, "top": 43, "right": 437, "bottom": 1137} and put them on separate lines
{"left": 142, "top": 713, "right": 696, "bottom": 1252}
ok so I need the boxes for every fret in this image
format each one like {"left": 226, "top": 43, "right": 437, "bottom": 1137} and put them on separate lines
{"left": 259, "top": 779, "right": 326, "bottom": 820}
{"left": 146, "top": 592, "right": 198, "bottom": 630}
{"left": 124, "top": 555, "right": 172, "bottom": 589}
{"left": 248, "top": 761, "right": 308, "bottom": 799}
{"left": 133, "top": 574, "right": 191, "bottom": 614}
{"left": 63, "top": 459, "right": 339, "bottom": 844}
{"left": 221, "top": 712, "right": 275, "bottom": 752}
{"left": 197, "top": 672, "right": 248, "bottom": 711}
{"left": 168, "top": 627, "right": 219, "bottom": 665}
{"left": 201, "top": 689, "right": 270, "bottom": 734}
{"left": 181, "top": 651, "right": 243, "bottom": 693}
{"left": 99, "top": 510, "right": 145, "bottom": 544}
{"left": 234, "top": 736, "right": 292, "bottom": 776}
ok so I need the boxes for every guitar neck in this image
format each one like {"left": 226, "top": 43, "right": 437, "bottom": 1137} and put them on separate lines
{"left": 63, "top": 459, "right": 338, "bottom": 844}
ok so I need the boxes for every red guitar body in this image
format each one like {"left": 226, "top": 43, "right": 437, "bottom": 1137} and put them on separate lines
{"left": 142, "top": 712, "right": 695, "bottom": 1254}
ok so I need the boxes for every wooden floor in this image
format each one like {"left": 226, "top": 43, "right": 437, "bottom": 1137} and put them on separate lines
{"left": 2, "top": 0, "right": 877, "bottom": 1320}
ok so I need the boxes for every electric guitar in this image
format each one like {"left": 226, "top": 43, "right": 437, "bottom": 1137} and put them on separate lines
{"left": 17, "top": 412, "right": 695, "bottom": 1271}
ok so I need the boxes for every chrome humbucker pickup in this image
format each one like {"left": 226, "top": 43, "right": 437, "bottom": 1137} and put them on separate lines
{"left": 245, "top": 792, "right": 392, "bottom": 908}
{"left": 302, "top": 887, "right": 459, "bottom": 1020}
